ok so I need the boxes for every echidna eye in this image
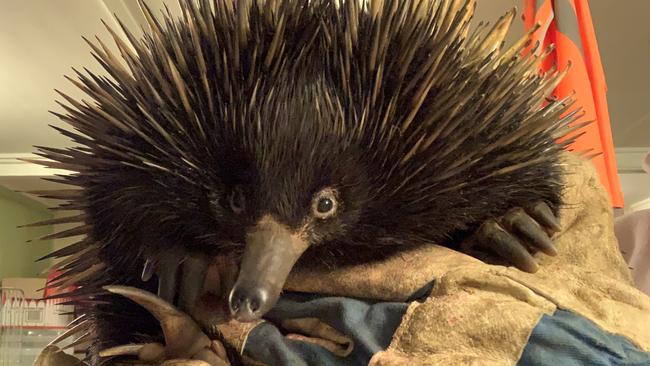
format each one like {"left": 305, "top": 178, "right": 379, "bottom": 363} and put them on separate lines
{"left": 317, "top": 198, "right": 333, "bottom": 213}
{"left": 228, "top": 187, "right": 245, "bottom": 214}
{"left": 312, "top": 189, "right": 338, "bottom": 219}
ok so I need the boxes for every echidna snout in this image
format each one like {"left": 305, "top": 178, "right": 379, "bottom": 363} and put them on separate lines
{"left": 229, "top": 215, "right": 309, "bottom": 321}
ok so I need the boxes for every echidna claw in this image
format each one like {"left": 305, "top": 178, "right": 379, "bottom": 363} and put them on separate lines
{"left": 477, "top": 219, "right": 539, "bottom": 273}
{"left": 141, "top": 258, "right": 156, "bottom": 282}
{"left": 179, "top": 256, "right": 209, "bottom": 313}
{"left": 105, "top": 285, "right": 180, "bottom": 320}
{"left": 98, "top": 343, "right": 164, "bottom": 361}
{"left": 504, "top": 207, "right": 557, "bottom": 256}
{"left": 103, "top": 286, "right": 212, "bottom": 360}
{"left": 527, "top": 201, "right": 562, "bottom": 233}
{"left": 470, "top": 201, "right": 561, "bottom": 273}
{"left": 157, "top": 253, "right": 182, "bottom": 303}
{"left": 99, "top": 343, "right": 144, "bottom": 357}
{"left": 145, "top": 250, "right": 209, "bottom": 316}
{"left": 160, "top": 360, "right": 213, "bottom": 366}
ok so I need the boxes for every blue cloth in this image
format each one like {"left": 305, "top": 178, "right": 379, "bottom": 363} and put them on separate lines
{"left": 242, "top": 288, "right": 650, "bottom": 365}
{"left": 243, "top": 292, "right": 410, "bottom": 365}
{"left": 519, "top": 309, "right": 650, "bottom": 366}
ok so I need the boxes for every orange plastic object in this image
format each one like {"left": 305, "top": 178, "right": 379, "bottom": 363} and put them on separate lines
{"left": 523, "top": 0, "right": 623, "bottom": 207}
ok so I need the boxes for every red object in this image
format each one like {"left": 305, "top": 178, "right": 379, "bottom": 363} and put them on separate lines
{"left": 44, "top": 270, "right": 76, "bottom": 299}
{"left": 523, "top": 0, "right": 624, "bottom": 207}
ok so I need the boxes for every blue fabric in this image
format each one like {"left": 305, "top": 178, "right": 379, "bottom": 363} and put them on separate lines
{"left": 519, "top": 309, "right": 650, "bottom": 366}
{"left": 242, "top": 287, "right": 650, "bottom": 365}
{"left": 243, "top": 292, "right": 410, "bottom": 366}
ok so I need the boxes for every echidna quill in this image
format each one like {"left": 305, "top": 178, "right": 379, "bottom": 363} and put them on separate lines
{"left": 30, "top": 0, "right": 586, "bottom": 362}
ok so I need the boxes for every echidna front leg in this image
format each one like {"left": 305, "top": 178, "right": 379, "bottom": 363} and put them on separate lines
{"left": 465, "top": 201, "right": 561, "bottom": 273}
{"left": 99, "top": 286, "right": 230, "bottom": 366}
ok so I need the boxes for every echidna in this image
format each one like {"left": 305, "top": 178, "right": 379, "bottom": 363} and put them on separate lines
{"left": 31, "top": 0, "right": 585, "bottom": 363}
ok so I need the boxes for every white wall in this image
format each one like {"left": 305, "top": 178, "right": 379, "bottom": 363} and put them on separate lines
{"left": 616, "top": 148, "right": 650, "bottom": 213}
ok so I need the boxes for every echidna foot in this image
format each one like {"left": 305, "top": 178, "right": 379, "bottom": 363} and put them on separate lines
{"left": 100, "top": 286, "right": 230, "bottom": 366}
{"left": 141, "top": 249, "right": 210, "bottom": 315}
{"left": 465, "top": 201, "right": 561, "bottom": 273}
{"left": 141, "top": 252, "right": 238, "bottom": 328}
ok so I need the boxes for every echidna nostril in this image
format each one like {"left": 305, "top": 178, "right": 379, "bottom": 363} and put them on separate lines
{"left": 248, "top": 287, "right": 269, "bottom": 315}
{"left": 229, "top": 288, "right": 245, "bottom": 315}
{"left": 248, "top": 297, "right": 260, "bottom": 313}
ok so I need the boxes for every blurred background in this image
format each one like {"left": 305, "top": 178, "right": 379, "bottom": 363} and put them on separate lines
{"left": 0, "top": 1, "right": 648, "bottom": 365}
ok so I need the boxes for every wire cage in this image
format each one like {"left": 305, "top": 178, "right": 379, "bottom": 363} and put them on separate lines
{"left": 1, "top": 287, "right": 26, "bottom": 366}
